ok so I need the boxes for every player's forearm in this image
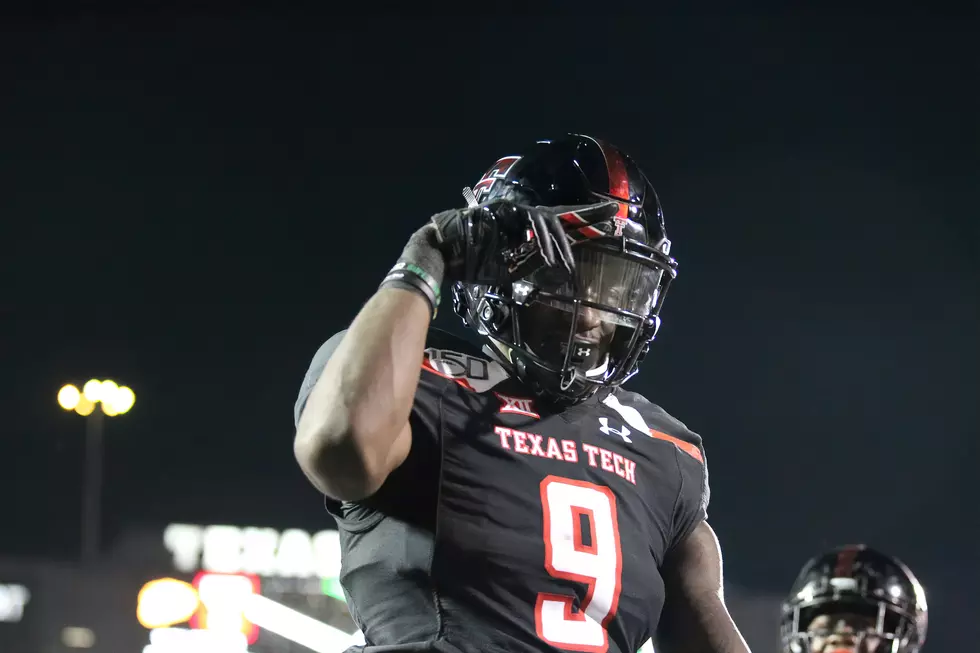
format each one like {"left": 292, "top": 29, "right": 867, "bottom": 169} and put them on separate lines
{"left": 656, "top": 523, "right": 751, "bottom": 653}
{"left": 294, "top": 287, "right": 429, "bottom": 498}
{"left": 656, "top": 595, "right": 751, "bottom": 653}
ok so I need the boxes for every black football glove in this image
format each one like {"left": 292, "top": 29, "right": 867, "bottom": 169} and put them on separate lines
{"left": 380, "top": 200, "right": 618, "bottom": 318}
{"left": 431, "top": 200, "right": 619, "bottom": 285}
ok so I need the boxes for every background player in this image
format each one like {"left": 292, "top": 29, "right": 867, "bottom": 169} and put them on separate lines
{"left": 780, "top": 544, "right": 927, "bottom": 653}
{"left": 293, "top": 134, "right": 751, "bottom": 653}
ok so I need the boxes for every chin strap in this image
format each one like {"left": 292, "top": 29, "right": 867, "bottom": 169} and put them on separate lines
{"left": 583, "top": 353, "right": 610, "bottom": 378}
{"left": 483, "top": 334, "right": 599, "bottom": 406}
{"left": 483, "top": 336, "right": 513, "bottom": 366}
{"left": 560, "top": 367, "right": 579, "bottom": 392}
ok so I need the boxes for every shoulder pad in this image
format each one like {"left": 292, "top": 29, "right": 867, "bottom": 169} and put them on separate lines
{"left": 602, "top": 390, "right": 704, "bottom": 464}
{"left": 421, "top": 328, "right": 510, "bottom": 393}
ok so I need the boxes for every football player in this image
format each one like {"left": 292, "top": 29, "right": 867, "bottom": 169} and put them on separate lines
{"left": 293, "top": 134, "right": 751, "bottom": 653}
{"left": 780, "top": 545, "right": 928, "bottom": 653}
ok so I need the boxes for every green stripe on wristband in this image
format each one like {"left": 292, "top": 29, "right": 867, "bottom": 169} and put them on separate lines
{"left": 389, "top": 262, "right": 441, "bottom": 305}
{"left": 381, "top": 264, "right": 441, "bottom": 319}
{"left": 402, "top": 263, "right": 441, "bottom": 305}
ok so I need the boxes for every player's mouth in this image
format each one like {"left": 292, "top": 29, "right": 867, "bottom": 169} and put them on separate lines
{"left": 563, "top": 338, "right": 599, "bottom": 363}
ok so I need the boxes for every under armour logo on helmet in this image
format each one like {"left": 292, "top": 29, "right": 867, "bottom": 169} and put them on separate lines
{"left": 575, "top": 346, "right": 591, "bottom": 358}
{"left": 598, "top": 417, "right": 632, "bottom": 443}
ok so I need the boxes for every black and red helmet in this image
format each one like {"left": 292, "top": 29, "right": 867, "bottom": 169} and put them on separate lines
{"left": 781, "top": 545, "right": 928, "bottom": 653}
{"left": 452, "top": 134, "right": 677, "bottom": 402}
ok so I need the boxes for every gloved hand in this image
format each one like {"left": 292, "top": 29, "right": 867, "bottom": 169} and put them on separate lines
{"left": 380, "top": 200, "right": 619, "bottom": 318}
{"left": 432, "top": 199, "right": 619, "bottom": 284}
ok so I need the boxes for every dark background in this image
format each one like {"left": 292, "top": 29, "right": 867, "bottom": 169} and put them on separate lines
{"left": 1, "top": 4, "right": 976, "bottom": 651}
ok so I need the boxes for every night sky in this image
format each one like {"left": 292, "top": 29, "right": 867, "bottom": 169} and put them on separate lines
{"left": 1, "top": 5, "right": 976, "bottom": 651}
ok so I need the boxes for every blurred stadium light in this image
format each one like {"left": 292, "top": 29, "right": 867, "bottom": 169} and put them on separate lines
{"left": 136, "top": 571, "right": 359, "bottom": 653}
{"left": 137, "top": 579, "right": 200, "bottom": 630}
{"left": 59, "top": 379, "right": 136, "bottom": 416}
{"left": 57, "top": 379, "right": 136, "bottom": 563}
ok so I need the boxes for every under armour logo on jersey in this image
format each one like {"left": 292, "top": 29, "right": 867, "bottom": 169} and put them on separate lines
{"left": 495, "top": 393, "right": 540, "bottom": 419}
{"left": 598, "top": 417, "right": 632, "bottom": 443}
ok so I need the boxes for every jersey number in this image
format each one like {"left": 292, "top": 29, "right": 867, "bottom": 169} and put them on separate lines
{"left": 536, "top": 476, "right": 623, "bottom": 653}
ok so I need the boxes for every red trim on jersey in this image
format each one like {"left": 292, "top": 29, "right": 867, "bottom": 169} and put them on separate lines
{"left": 648, "top": 429, "right": 704, "bottom": 464}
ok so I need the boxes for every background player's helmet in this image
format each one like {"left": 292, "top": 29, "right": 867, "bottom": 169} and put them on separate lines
{"left": 780, "top": 545, "right": 928, "bottom": 653}
{"left": 452, "top": 134, "right": 677, "bottom": 403}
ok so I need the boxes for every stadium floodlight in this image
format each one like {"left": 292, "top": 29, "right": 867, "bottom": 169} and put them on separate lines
{"left": 60, "top": 380, "right": 136, "bottom": 416}
{"left": 58, "top": 379, "right": 137, "bottom": 563}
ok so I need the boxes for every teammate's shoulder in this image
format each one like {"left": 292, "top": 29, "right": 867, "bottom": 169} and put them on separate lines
{"left": 420, "top": 328, "right": 511, "bottom": 393}
{"left": 602, "top": 388, "right": 705, "bottom": 464}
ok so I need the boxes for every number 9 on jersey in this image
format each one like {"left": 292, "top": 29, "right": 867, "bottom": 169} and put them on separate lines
{"left": 536, "top": 476, "right": 623, "bottom": 653}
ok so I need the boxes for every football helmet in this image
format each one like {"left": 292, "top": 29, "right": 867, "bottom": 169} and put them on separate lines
{"left": 452, "top": 134, "right": 677, "bottom": 402}
{"left": 780, "top": 545, "right": 928, "bottom": 653}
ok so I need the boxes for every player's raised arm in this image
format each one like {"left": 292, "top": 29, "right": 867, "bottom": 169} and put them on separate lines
{"left": 656, "top": 521, "right": 752, "bottom": 653}
{"left": 294, "top": 200, "right": 585, "bottom": 502}
{"left": 293, "top": 223, "right": 445, "bottom": 502}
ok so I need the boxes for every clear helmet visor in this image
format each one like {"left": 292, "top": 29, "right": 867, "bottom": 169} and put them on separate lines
{"left": 527, "top": 247, "right": 663, "bottom": 325}
{"left": 515, "top": 247, "right": 664, "bottom": 377}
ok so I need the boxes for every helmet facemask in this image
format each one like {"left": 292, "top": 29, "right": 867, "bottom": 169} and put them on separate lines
{"left": 784, "top": 602, "right": 920, "bottom": 653}
{"left": 454, "top": 236, "right": 675, "bottom": 403}
{"left": 780, "top": 546, "right": 928, "bottom": 653}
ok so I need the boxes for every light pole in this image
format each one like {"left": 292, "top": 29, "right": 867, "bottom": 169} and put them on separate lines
{"left": 57, "top": 379, "right": 136, "bottom": 564}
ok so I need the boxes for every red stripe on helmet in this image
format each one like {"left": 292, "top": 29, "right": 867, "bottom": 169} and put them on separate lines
{"left": 833, "top": 546, "right": 860, "bottom": 577}
{"left": 596, "top": 140, "right": 632, "bottom": 218}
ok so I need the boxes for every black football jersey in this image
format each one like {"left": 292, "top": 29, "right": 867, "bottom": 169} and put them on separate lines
{"left": 294, "top": 329, "right": 709, "bottom": 653}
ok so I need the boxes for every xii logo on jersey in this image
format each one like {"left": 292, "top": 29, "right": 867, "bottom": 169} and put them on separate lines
{"left": 495, "top": 393, "right": 539, "bottom": 419}
{"left": 598, "top": 417, "right": 632, "bottom": 443}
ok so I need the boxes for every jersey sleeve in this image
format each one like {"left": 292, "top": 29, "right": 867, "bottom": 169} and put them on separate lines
{"left": 602, "top": 390, "right": 711, "bottom": 553}
{"left": 653, "top": 401, "right": 710, "bottom": 552}
{"left": 293, "top": 329, "right": 446, "bottom": 531}
{"left": 293, "top": 330, "right": 346, "bottom": 428}
{"left": 669, "top": 432, "right": 709, "bottom": 553}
